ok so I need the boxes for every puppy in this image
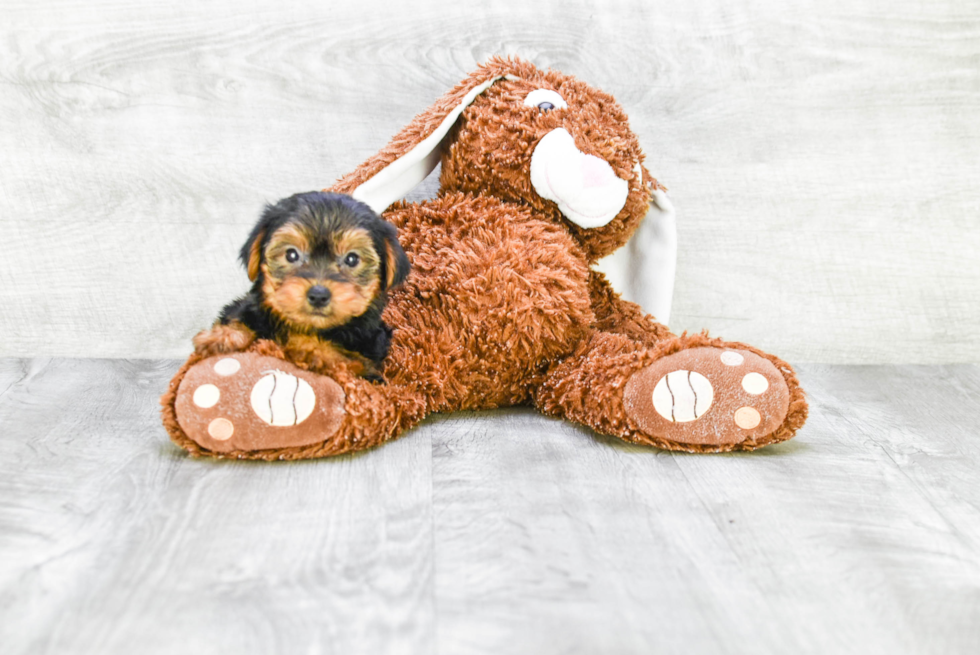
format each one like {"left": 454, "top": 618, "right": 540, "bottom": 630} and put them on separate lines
{"left": 193, "top": 191, "right": 410, "bottom": 381}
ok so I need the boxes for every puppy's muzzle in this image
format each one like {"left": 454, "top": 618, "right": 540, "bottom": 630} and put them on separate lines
{"left": 307, "top": 285, "right": 331, "bottom": 309}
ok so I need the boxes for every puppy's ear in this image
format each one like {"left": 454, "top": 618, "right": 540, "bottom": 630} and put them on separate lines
{"left": 242, "top": 229, "right": 264, "bottom": 281}
{"left": 239, "top": 202, "right": 284, "bottom": 282}
{"left": 381, "top": 225, "right": 410, "bottom": 289}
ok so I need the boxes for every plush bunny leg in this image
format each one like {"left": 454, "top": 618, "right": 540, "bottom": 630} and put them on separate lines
{"left": 587, "top": 270, "right": 674, "bottom": 348}
{"left": 161, "top": 341, "right": 428, "bottom": 460}
{"left": 534, "top": 331, "right": 807, "bottom": 452}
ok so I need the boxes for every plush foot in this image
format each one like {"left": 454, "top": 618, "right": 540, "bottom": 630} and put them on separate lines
{"left": 173, "top": 353, "right": 346, "bottom": 453}
{"left": 624, "top": 347, "right": 791, "bottom": 448}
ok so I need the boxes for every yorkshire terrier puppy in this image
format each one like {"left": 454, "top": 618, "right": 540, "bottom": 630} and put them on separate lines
{"left": 193, "top": 191, "right": 410, "bottom": 381}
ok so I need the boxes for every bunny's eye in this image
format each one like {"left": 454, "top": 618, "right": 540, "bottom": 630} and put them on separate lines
{"left": 523, "top": 89, "right": 567, "bottom": 111}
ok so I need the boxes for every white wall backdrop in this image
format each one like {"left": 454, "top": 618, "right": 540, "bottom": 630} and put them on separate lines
{"left": 1, "top": 0, "right": 977, "bottom": 363}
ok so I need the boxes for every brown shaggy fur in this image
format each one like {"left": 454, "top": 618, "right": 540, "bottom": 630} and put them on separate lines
{"left": 162, "top": 56, "right": 807, "bottom": 460}
{"left": 284, "top": 333, "right": 373, "bottom": 379}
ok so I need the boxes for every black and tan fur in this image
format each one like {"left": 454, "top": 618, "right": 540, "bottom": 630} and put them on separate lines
{"left": 193, "top": 191, "right": 410, "bottom": 380}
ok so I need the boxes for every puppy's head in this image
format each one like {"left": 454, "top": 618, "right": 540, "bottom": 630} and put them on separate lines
{"left": 240, "top": 192, "right": 409, "bottom": 331}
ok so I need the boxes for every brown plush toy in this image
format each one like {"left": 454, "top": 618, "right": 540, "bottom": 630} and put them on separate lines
{"left": 161, "top": 56, "right": 808, "bottom": 459}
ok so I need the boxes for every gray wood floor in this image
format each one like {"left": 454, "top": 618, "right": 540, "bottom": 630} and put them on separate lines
{"left": 2, "top": 358, "right": 978, "bottom": 654}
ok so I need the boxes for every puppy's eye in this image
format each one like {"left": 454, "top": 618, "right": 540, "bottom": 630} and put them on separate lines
{"left": 523, "top": 89, "right": 567, "bottom": 111}
{"left": 285, "top": 248, "right": 301, "bottom": 263}
{"left": 343, "top": 252, "right": 360, "bottom": 267}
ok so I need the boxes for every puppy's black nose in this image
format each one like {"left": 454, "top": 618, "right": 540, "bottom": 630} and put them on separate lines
{"left": 307, "top": 285, "right": 331, "bottom": 308}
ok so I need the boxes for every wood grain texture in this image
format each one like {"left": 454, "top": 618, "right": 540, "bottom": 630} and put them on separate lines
{"left": 430, "top": 367, "right": 980, "bottom": 654}
{"left": 1, "top": 1, "right": 978, "bottom": 362}
{"left": 2, "top": 358, "right": 979, "bottom": 653}
{"left": 0, "top": 358, "right": 434, "bottom": 655}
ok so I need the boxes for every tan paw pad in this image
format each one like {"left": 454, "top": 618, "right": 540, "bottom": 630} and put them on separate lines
{"left": 651, "top": 370, "right": 713, "bottom": 422}
{"left": 720, "top": 351, "right": 744, "bottom": 366}
{"left": 734, "top": 407, "right": 761, "bottom": 429}
{"left": 250, "top": 370, "right": 316, "bottom": 427}
{"left": 175, "top": 354, "right": 346, "bottom": 453}
{"left": 207, "top": 418, "right": 235, "bottom": 440}
{"left": 624, "top": 347, "right": 790, "bottom": 446}
{"left": 193, "top": 384, "right": 221, "bottom": 408}
{"left": 213, "top": 358, "right": 241, "bottom": 376}
{"left": 741, "top": 372, "right": 769, "bottom": 395}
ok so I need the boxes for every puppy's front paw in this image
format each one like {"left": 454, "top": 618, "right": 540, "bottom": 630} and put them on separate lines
{"left": 192, "top": 322, "right": 255, "bottom": 357}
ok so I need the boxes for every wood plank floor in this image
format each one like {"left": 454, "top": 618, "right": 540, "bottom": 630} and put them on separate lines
{"left": 2, "top": 359, "right": 979, "bottom": 654}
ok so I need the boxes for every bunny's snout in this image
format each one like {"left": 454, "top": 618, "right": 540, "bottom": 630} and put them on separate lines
{"left": 529, "top": 128, "right": 633, "bottom": 229}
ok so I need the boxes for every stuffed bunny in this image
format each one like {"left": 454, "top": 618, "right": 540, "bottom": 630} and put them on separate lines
{"left": 161, "top": 56, "right": 807, "bottom": 459}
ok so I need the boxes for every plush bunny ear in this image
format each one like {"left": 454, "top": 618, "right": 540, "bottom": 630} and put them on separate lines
{"left": 593, "top": 189, "right": 677, "bottom": 325}
{"left": 350, "top": 76, "right": 508, "bottom": 212}
{"left": 328, "top": 62, "right": 521, "bottom": 211}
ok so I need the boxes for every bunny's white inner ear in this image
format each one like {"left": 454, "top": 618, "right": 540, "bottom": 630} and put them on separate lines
{"left": 593, "top": 189, "right": 678, "bottom": 326}
{"left": 352, "top": 75, "right": 516, "bottom": 213}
